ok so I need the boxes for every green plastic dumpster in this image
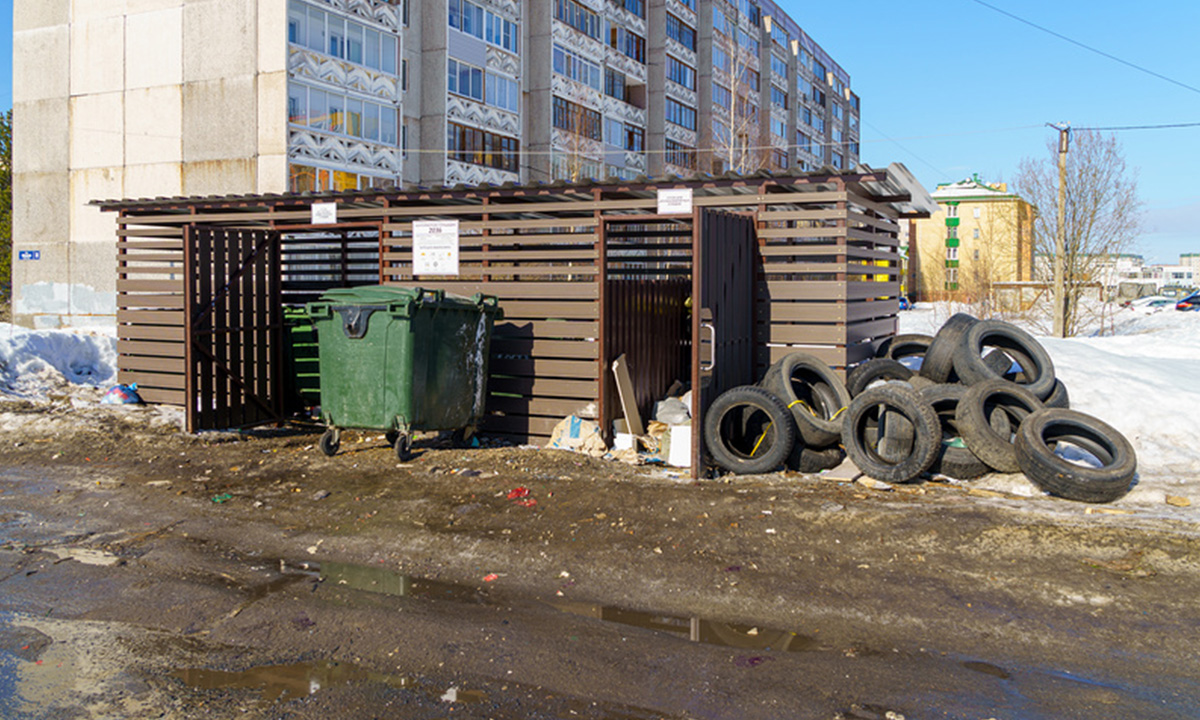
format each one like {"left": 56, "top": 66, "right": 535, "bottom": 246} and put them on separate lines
{"left": 306, "top": 285, "right": 501, "bottom": 459}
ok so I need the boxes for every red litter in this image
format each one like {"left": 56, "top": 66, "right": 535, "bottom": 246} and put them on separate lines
{"left": 483, "top": 573, "right": 499, "bottom": 582}
{"left": 506, "top": 487, "right": 530, "bottom": 499}
{"left": 514, "top": 498, "right": 538, "bottom": 508}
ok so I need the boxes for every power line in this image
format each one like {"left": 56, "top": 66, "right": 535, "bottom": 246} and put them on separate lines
{"left": 969, "top": 0, "right": 1200, "bottom": 96}
{"left": 1072, "top": 122, "right": 1200, "bottom": 132}
{"left": 862, "top": 120, "right": 950, "bottom": 178}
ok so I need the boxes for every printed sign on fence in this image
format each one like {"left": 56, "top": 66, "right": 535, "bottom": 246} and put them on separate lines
{"left": 413, "top": 220, "right": 460, "bottom": 276}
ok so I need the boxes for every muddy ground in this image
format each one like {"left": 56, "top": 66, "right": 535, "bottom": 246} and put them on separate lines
{"left": 0, "top": 397, "right": 1197, "bottom": 719}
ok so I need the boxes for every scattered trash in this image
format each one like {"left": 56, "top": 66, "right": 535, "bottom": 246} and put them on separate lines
{"left": 211, "top": 493, "right": 233, "bottom": 504}
{"left": 312, "top": 490, "right": 331, "bottom": 501}
{"left": 514, "top": 498, "right": 538, "bottom": 508}
{"left": 857, "top": 478, "right": 893, "bottom": 492}
{"left": 482, "top": 573, "right": 499, "bottom": 583}
{"left": 547, "top": 415, "right": 607, "bottom": 457}
{"left": 507, "top": 487, "right": 530, "bottom": 499}
{"left": 733, "top": 655, "right": 774, "bottom": 668}
{"left": 1166, "top": 495, "right": 1191, "bottom": 507}
{"left": 100, "top": 383, "right": 142, "bottom": 405}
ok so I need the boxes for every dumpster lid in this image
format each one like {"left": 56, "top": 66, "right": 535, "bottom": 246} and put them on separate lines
{"left": 314, "top": 285, "right": 495, "bottom": 311}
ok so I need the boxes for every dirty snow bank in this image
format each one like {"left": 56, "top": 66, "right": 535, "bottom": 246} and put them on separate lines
{"left": 899, "top": 304, "right": 1200, "bottom": 496}
{"left": 0, "top": 323, "right": 117, "bottom": 399}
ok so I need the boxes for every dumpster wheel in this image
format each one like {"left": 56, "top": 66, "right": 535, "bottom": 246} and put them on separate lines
{"left": 394, "top": 433, "right": 413, "bottom": 462}
{"left": 319, "top": 428, "right": 341, "bottom": 457}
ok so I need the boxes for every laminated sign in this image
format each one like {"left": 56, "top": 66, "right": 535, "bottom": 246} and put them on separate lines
{"left": 413, "top": 220, "right": 460, "bottom": 276}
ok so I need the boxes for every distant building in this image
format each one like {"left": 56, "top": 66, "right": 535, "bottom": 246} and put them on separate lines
{"left": 1180, "top": 253, "right": 1200, "bottom": 275}
{"left": 1091, "top": 253, "right": 1146, "bottom": 290}
{"left": 1150, "top": 264, "right": 1196, "bottom": 289}
{"left": 908, "top": 174, "right": 1035, "bottom": 302}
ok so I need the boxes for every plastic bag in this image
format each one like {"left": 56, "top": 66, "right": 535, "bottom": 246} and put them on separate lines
{"left": 100, "top": 383, "right": 143, "bottom": 405}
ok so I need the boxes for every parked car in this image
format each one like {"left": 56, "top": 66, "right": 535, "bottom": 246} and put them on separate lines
{"left": 1125, "top": 295, "right": 1174, "bottom": 310}
{"left": 1176, "top": 291, "right": 1200, "bottom": 311}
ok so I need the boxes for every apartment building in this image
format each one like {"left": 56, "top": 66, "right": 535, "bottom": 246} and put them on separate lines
{"left": 12, "top": 0, "right": 859, "bottom": 328}
{"left": 909, "top": 175, "right": 1035, "bottom": 301}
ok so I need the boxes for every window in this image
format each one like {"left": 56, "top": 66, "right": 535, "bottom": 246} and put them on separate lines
{"left": 946, "top": 267, "right": 959, "bottom": 283}
{"left": 737, "top": 28, "right": 759, "bottom": 57}
{"left": 553, "top": 96, "right": 602, "bottom": 139}
{"left": 741, "top": 66, "right": 759, "bottom": 92}
{"left": 770, "top": 86, "right": 787, "bottom": 110}
{"left": 947, "top": 226, "right": 958, "bottom": 239}
{"left": 713, "top": 46, "right": 730, "bottom": 73}
{"left": 448, "top": 58, "right": 484, "bottom": 102}
{"left": 555, "top": 0, "right": 600, "bottom": 39}
{"left": 773, "top": 149, "right": 788, "bottom": 170}
{"left": 345, "top": 97, "right": 363, "bottom": 137}
{"left": 290, "top": 2, "right": 398, "bottom": 75}
{"left": 609, "top": 26, "right": 646, "bottom": 63}
{"left": 812, "top": 114, "right": 824, "bottom": 133}
{"left": 288, "top": 2, "right": 306, "bottom": 44}
{"left": 712, "top": 6, "right": 731, "bottom": 36}
{"left": 346, "top": 23, "right": 364, "bottom": 64}
{"left": 307, "top": 6, "right": 325, "bottom": 53}
{"left": 946, "top": 204, "right": 958, "bottom": 217}
{"left": 327, "top": 93, "right": 344, "bottom": 133}
{"left": 604, "top": 68, "right": 627, "bottom": 101}
{"left": 665, "top": 97, "right": 696, "bottom": 129}
{"left": 796, "top": 131, "right": 811, "bottom": 153}
{"left": 328, "top": 15, "right": 346, "bottom": 58}
{"left": 447, "top": 121, "right": 520, "bottom": 173}
{"left": 626, "top": 124, "right": 644, "bottom": 153}
{"left": 739, "top": 0, "right": 760, "bottom": 25}
{"left": 770, "top": 21, "right": 788, "bottom": 47}
{"left": 666, "top": 56, "right": 695, "bottom": 90}
{"left": 770, "top": 54, "right": 788, "bottom": 78}
{"left": 450, "top": 0, "right": 517, "bottom": 52}
{"left": 604, "top": 117, "right": 624, "bottom": 146}
{"left": 553, "top": 44, "right": 602, "bottom": 90}
{"left": 831, "top": 152, "right": 843, "bottom": 169}
{"left": 665, "top": 139, "right": 696, "bottom": 169}
{"left": 813, "top": 59, "right": 826, "bottom": 79}
{"left": 797, "top": 76, "right": 811, "bottom": 100}
{"left": 832, "top": 103, "right": 843, "bottom": 121}
{"left": 973, "top": 228, "right": 981, "bottom": 239}
{"left": 623, "top": 0, "right": 645, "bottom": 18}
{"left": 973, "top": 207, "right": 982, "bottom": 218}
{"left": 770, "top": 116, "right": 786, "bottom": 139}
{"left": 974, "top": 249, "right": 981, "bottom": 260}
{"left": 712, "top": 84, "right": 731, "bottom": 110}
{"left": 288, "top": 84, "right": 307, "bottom": 125}
{"left": 666, "top": 14, "right": 696, "bottom": 51}
{"left": 946, "top": 247, "right": 959, "bottom": 261}
{"left": 832, "top": 128, "right": 843, "bottom": 143}
{"left": 486, "top": 72, "right": 520, "bottom": 113}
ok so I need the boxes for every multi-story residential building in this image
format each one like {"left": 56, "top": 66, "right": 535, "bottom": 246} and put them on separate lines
{"left": 1180, "top": 253, "right": 1200, "bottom": 277}
{"left": 909, "top": 175, "right": 1035, "bottom": 302}
{"left": 12, "top": 0, "right": 858, "bottom": 329}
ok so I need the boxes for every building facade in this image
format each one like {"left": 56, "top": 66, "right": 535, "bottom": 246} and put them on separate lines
{"left": 909, "top": 175, "right": 1034, "bottom": 303}
{"left": 12, "top": 0, "right": 859, "bottom": 328}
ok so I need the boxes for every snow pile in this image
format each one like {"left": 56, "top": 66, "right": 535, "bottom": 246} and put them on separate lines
{"left": 0, "top": 324, "right": 118, "bottom": 399}
{"left": 899, "top": 303, "right": 1200, "bottom": 483}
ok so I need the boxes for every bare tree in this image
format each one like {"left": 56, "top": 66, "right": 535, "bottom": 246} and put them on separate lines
{"left": 711, "top": 21, "right": 768, "bottom": 174}
{"left": 1013, "top": 130, "right": 1142, "bottom": 336}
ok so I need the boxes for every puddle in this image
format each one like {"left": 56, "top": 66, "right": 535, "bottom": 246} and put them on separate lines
{"left": 319, "top": 561, "right": 488, "bottom": 604}
{"left": 171, "top": 660, "right": 489, "bottom": 707}
{"left": 549, "top": 601, "right": 820, "bottom": 653}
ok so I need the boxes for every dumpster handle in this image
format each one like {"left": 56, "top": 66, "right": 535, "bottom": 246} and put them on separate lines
{"left": 334, "top": 304, "right": 389, "bottom": 339}
{"left": 700, "top": 321, "right": 716, "bottom": 372}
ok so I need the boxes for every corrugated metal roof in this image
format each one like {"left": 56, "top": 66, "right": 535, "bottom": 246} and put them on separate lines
{"left": 91, "top": 163, "right": 937, "bottom": 218}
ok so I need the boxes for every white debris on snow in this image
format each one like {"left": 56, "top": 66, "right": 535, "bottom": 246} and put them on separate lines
{"left": 899, "top": 302, "right": 1200, "bottom": 505}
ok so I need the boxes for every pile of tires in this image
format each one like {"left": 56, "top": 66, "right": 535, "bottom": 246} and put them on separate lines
{"left": 703, "top": 352, "right": 850, "bottom": 478}
{"left": 839, "top": 313, "right": 1137, "bottom": 503}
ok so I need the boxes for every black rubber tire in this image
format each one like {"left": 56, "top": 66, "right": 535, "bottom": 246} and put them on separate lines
{"left": 704, "top": 385, "right": 797, "bottom": 476}
{"left": 920, "top": 313, "right": 978, "bottom": 382}
{"left": 841, "top": 383, "right": 941, "bottom": 483}
{"left": 955, "top": 380, "right": 1044, "bottom": 473}
{"left": 876, "top": 334, "right": 933, "bottom": 367}
{"left": 759, "top": 353, "right": 851, "bottom": 448}
{"left": 1015, "top": 408, "right": 1137, "bottom": 503}
{"left": 919, "top": 384, "right": 999, "bottom": 480}
{"left": 1043, "top": 379, "right": 1070, "bottom": 409}
{"left": 954, "top": 320, "right": 1057, "bottom": 400}
{"left": 394, "top": 433, "right": 413, "bottom": 461}
{"left": 318, "top": 428, "right": 340, "bottom": 457}
{"left": 846, "top": 358, "right": 913, "bottom": 398}
{"left": 786, "top": 443, "right": 846, "bottom": 474}
{"left": 907, "top": 375, "right": 936, "bottom": 391}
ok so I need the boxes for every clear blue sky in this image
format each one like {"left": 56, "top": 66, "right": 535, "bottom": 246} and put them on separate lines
{"left": 1, "top": 2, "right": 1196, "bottom": 263}
{"left": 786, "top": 0, "right": 1200, "bottom": 264}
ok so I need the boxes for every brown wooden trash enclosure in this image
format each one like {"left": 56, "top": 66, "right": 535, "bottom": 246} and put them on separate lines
{"left": 96, "top": 166, "right": 935, "bottom": 473}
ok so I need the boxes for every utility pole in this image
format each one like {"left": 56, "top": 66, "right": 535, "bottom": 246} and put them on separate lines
{"left": 1049, "top": 123, "right": 1070, "bottom": 338}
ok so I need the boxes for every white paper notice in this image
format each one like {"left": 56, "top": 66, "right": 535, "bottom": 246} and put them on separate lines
{"left": 413, "top": 220, "right": 460, "bottom": 276}
{"left": 657, "top": 188, "right": 693, "bottom": 215}
{"left": 312, "top": 202, "right": 338, "bottom": 224}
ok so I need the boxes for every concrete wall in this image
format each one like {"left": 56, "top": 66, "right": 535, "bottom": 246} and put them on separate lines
{"left": 11, "top": 0, "right": 288, "bottom": 329}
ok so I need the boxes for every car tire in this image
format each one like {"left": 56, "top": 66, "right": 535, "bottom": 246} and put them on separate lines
{"left": 876, "top": 334, "right": 934, "bottom": 369}
{"left": 955, "top": 380, "right": 1044, "bottom": 473}
{"left": 704, "top": 385, "right": 797, "bottom": 476}
{"left": 787, "top": 443, "right": 846, "bottom": 474}
{"left": 841, "top": 383, "right": 941, "bottom": 483}
{"left": 1015, "top": 408, "right": 1137, "bottom": 503}
{"left": 920, "top": 313, "right": 978, "bottom": 382}
{"left": 954, "top": 320, "right": 1057, "bottom": 400}
{"left": 846, "top": 358, "right": 914, "bottom": 398}
{"left": 759, "top": 353, "right": 851, "bottom": 448}
{"left": 919, "top": 383, "right": 1003, "bottom": 480}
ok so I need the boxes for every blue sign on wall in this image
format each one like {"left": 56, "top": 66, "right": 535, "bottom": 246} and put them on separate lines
{"left": 18, "top": 250, "right": 41, "bottom": 261}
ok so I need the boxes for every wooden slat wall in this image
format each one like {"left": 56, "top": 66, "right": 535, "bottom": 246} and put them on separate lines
{"left": 107, "top": 172, "right": 911, "bottom": 441}
{"left": 381, "top": 213, "right": 602, "bottom": 444}
{"left": 116, "top": 222, "right": 187, "bottom": 405}
{"left": 754, "top": 188, "right": 903, "bottom": 375}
